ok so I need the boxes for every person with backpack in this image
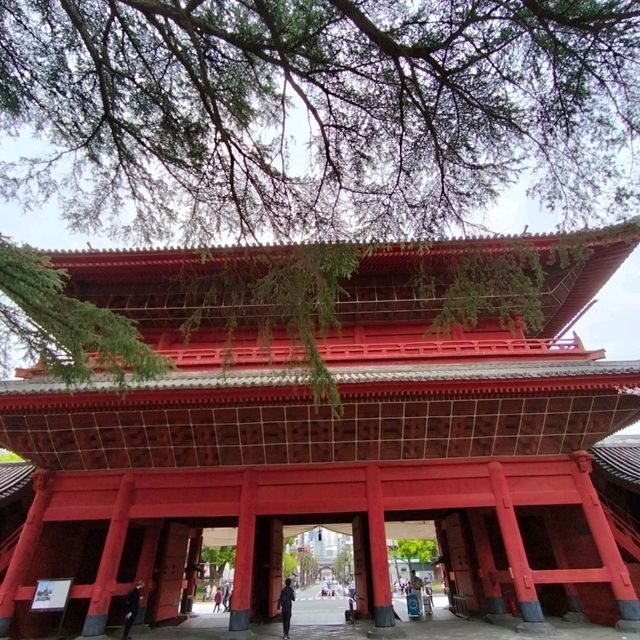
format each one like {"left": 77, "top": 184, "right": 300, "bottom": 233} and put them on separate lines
{"left": 276, "top": 578, "right": 296, "bottom": 640}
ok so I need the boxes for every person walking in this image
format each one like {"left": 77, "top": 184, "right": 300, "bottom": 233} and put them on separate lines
{"left": 222, "top": 583, "right": 231, "bottom": 612}
{"left": 122, "top": 580, "right": 144, "bottom": 640}
{"left": 276, "top": 578, "right": 296, "bottom": 640}
{"left": 213, "top": 587, "right": 222, "bottom": 613}
{"left": 410, "top": 570, "right": 424, "bottom": 614}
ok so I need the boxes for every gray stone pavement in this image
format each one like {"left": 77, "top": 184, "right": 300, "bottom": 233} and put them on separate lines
{"left": 95, "top": 600, "right": 637, "bottom": 640}
{"left": 103, "top": 615, "right": 637, "bottom": 640}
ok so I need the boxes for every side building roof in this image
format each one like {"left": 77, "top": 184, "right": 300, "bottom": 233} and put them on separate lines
{"left": 591, "top": 435, "right": 640, "bottom": 487}
{"left": 0, "top": 462, "right": 35, "bottom": 505}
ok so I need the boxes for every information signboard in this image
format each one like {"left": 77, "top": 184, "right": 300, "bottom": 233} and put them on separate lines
{"left": 31, "top": 579, "right": 72, "bottom": 612}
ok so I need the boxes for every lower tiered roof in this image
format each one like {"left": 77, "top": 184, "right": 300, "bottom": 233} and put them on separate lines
{"left": 0, "top": 360, "right": 639, "bottom": 471}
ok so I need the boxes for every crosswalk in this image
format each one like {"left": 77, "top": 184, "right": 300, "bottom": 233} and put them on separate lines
{"left": 297, "top": 595, "right": 350, "bottom": 601}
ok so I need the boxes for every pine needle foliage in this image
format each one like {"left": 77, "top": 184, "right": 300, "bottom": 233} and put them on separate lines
{"left": 182, "top": 244, "right": 360, "bottom": 410}
{"left": 0, "top": 240, "right": 170, "bottom": 386}
{"left": 0, "top": 1, "right": 639, "bottom": 243}
{"left": 429, "top": 246, "right": 547, "bottom": 334}
{"left": 251, "top": 250, "right": 347, "bottom": 409}
{"left": 179, "top": 240, "right": 581, "bottom": 408}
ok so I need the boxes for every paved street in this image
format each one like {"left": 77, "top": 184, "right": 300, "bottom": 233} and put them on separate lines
{"left": 191, "top": 584, "right": 443, "bottom": 625}
{"left": 114, "top": 587, "right": 639, "bottom": 640}
{"left": 191, "top": 584, "right": 353, "bottom": 626}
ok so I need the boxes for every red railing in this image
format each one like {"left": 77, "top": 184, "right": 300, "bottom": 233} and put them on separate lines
{"left": 157, "top": 336, "right": 602, "bottom": 369}
{"left": 600, "top": 495, "right": 640, "bottom": 563}
{"left": 16, "top": 335, "right": 603, "bottom": 378}
{"left": 0, "top": 525, "right": 23, "bottom": 575}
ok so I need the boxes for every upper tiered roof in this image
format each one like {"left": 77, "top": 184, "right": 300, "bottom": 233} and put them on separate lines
{"left": 43, "top": 221, "right": 640, "bottom": 339}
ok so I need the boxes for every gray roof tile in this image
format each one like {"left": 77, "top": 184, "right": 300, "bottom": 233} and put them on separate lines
{"left": 0, "top": 463, "right": 35, "bottom": 502}
{"left": 3, "top": 360, "right": 640, "bottom": 396}
{"left": 592, "top": 437, "right": 640, "bottom": 485}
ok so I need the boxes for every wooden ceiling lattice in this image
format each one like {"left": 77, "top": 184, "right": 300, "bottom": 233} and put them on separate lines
{"left": 1, "top": 392, "right": 638, "bottom": 472}
{"left": 73, "top": 263, "right": 580, "bottom": 332}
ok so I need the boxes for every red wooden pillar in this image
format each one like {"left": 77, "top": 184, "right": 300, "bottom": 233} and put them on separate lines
{"left": 268, "top": 519, "right": 283, "bottom": 619}
{"left": 545, "top": 510, "right": 587, "bottom": 622}
{"left": 352, "top": 515, "right": 371, "bottom": 617}
{"left": 571, "top": 451, "right": 640, "bottom": 631}
{"left": 488, "top": 461, "right": 551, "bottom": 633}
{"left": 136, "top": 523, "right": 161, "bottom": 624}
{"left": 0, "top": 470, "right": 53, "bottom": 636}
{"left": 468, "top": 510, "right": 508, "bottom": 618}
{"left": 82, "top": 474, "right": 134, "bottom": 637}
{"left": 229, "top": 470, "right": 257, "bottom": 632}
{"left": 366, "top": 465, "right": 394, "bottom": 628}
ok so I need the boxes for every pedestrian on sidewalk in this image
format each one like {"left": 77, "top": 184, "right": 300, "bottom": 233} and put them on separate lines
{"left": 122, "top": 580, "right": 144, "bottom": 640}
{"left": 410, "top": 570, "right": 424, "bottom": 614}
{"left": 213, "top": 588, "right": 222, "bottom": 613}
{"left": 276, "top": 578, "right": 296, "bottom": 640}
{"left": 222, "top": 584, "right": 231, "bottom": 612}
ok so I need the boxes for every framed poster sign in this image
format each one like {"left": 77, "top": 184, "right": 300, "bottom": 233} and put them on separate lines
{"left": 31, "top": 579, "right": 73, "bottom": 612}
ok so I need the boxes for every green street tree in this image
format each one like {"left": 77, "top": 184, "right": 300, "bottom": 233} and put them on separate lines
{"left": 283, "top": 551, "right": 298, "bottom": 580}
{"left": 332, "top": 546, "right": 353, "bottom": 583}
{"left": 0, "top": 450, "right": 23, "bottom": 463}
{"left": 297, "top": 550, "right": 319, "bottom": 587}
{"left": 283, "top": 536, "right": 298, "bottom": 579}
{"left": 200, "top": 545, "right": 236, "bottom": 585}
{"left": 392, "top": 539, "right": 438, "bottom": 572}
{"left": 0, "top": 1, "right": 638, "bottom": 383}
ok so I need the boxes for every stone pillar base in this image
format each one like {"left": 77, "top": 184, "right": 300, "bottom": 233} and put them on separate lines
{"left": 485, "top": 596, "right": 508, "bottom": 615}
{"left": 616, "top": 619, "right": 640, "bottom": 634}
{"left": 0, "top": 617, "right": 11, "bottom": 637}
{"left": 373, "top": 605, "right": 396, "bottom": 628}
{"left": 516, "top": 621, "right": 557, "bottom": 635}
{"left": 618, "top": 599, "right": 640, "bottom": 620}
{"left": 229, "top": 609, "right": 251, "bottom": 632}
{"left": 366, "top": 625, "right": 407, "bottom": 639}
{"left": 81, "top": 613, "right": 108, "bottom": 637}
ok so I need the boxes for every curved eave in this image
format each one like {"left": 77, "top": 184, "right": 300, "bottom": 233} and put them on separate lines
{"left": 542, "top": 240, "right": 638, "bottom": 338}
{"left": 0, "top": 463, "right": 35, "bottom": 504}
{"left": 2, "top": 361, "right": 640, "bottom": 411}
{"left": 45, "top": 222, "right": 640, "bottom": 272}
{"left": 591, "top": 437, "right": 640, "bottom": 488}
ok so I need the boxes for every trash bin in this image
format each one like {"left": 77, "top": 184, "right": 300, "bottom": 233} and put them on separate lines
{"left": 406, "top": 593, "right": 421, "bottom": 618}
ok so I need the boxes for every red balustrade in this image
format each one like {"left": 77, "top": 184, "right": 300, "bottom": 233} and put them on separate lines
{"left": 157, "top": 336, "right": 603, "bottom": 369}
{"left": 15, "top": 336, "right": 604, "bottom": 378}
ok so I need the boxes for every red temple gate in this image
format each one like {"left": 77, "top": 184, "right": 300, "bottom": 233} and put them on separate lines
{"left": 0, "top": 224, "right": 639, "bottom": 636}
